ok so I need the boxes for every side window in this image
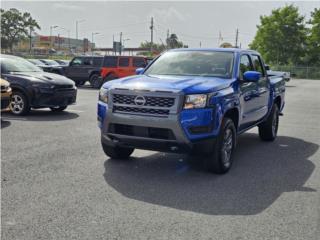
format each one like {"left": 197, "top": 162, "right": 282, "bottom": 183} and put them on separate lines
{"left": 103, "top": 57, "right": 117, "bottom": 67}
{"left": 251, "top": 55, "right": 265, "bottom": 76}
{"left": 93, "top": 57, "right": 103, "bottom": 66}
{"left": 119, "top": 57, "right": 129, "bottom": 67}
{"left": 71, "top": 57, "right": 82, "bottom": 66}
{"left": 83, "top": 57, "right": 92, "bottom": 66}
{"left": 133, "top": 58, "right": 146, "bottom": 67}
{"left": 239, "top": 55, "right": 253, "bottom": 80}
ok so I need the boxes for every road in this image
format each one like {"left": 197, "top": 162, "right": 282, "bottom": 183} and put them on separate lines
{"left": 1, "top": 79, "right": 320, "bottom": 240}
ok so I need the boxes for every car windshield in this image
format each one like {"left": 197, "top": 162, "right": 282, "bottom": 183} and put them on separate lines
{"left": 2, "top": 57, "right": 43, "bottom": 72}
{"left": 145, "top": 51, "right": 234, "bottom": 78}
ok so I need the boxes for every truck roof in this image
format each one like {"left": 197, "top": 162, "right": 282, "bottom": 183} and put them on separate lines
{"left": 169, "top": 47, "right": 259, "bottom": 54}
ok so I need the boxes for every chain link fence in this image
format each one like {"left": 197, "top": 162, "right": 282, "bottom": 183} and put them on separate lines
{"left": 272, "top": 65, "right": 320, "bottom": 80}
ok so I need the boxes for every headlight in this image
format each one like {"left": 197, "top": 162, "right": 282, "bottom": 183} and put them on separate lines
{"left": 99, "top": 88, "right": 109, "bottom": 103}
{"left": 184, "top": 94, "right": 207, "bottom": 109}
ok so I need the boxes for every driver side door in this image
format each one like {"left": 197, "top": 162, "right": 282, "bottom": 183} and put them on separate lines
{"left": 238, "top": 54, "right": 260, "bottom": 128}
{"left": 65, "top": 57, "right": 83, "bottom": 80}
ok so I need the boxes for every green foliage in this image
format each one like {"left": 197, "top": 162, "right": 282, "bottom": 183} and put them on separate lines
{"left": 1, "top": 8, "right": 40, "bottom": 52}
{"left": 250, "top": 5, "right": 307, "bottom": 65}
{"left": 305, "top": 8, "right": 320, "bottom": 66}
{"left": 166, "top": 33, "right": 185, "bottom": 49}
{"left": 139, "top": 41, "right": 166, "bottom": 52}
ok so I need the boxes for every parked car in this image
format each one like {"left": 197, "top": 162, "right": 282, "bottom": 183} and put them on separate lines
{"left": 63, "top": 56, "right": 103, "bottom": 86}
{"left": 98, "top": 56, "right": 147, "bottom": 88}
{"left": 28, "top": 59, "right": 64, "bottom": 75}
{"left": 54, "top": 59, "right": 70, "bottom": 66}
{"left": 1, "top": 78, "right": 12, "bottom": 111}
{"left": 267, "top": 69, "right": 290, "bottom": 82}
{"left": 39, "top": 59, "right": 61, "bottom": 67}
{"left": 0, "top": 54, "right": 77, "bottom": 115}
{"left": 97, "top": 48, "right": 286, "bottom": 174}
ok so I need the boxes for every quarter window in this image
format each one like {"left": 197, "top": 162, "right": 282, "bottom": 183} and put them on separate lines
{"left": 133, "top": 58, "right": 146, "bottom": 67}
{"left": 119, "top": 57, "right": 129, "bottom": 67}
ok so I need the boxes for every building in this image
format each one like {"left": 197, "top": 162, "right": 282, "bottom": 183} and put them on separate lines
{"left": 17, "top": 34, "right": 95, "bottom": 55}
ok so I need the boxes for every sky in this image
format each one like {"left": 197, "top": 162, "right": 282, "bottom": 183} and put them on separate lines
{"left": 2, "top": 1, "right": 320, "bottom": 49}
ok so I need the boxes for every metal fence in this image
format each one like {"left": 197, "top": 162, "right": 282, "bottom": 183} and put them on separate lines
{"left": 272, "top": 65, "right": 320, "bottom": 80}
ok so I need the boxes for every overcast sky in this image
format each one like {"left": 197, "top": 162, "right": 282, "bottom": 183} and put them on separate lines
{"left": 2, "top": 1, "right": 320, "bottom": 48}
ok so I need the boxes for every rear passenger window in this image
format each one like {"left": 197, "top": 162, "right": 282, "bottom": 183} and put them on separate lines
{"left": 103, "top": 57, "right": 117, "bottom": 67}
{"left": 133, "top": 58, "right": 146, "bottom": 67}
{"left": 251, "top": 55, "right": 265, "bottom": 76}
{"left": 83, "top": 57, "right": 92, "bottom": 66}
{"left": 239, "top": 55, "right": 253, "bottom": 80}
{"left": 119, "top": 57, "right": 129, "bottom": 67}
{"left": 93, "top": 58, "right": 103, "bottom": 66}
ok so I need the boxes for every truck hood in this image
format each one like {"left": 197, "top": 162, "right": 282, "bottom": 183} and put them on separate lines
{"left": 103, "top": 74, "right": 234, "bottom": 94}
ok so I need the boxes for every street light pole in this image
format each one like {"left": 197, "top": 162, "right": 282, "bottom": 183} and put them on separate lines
{"left": 50, "top": 25, "right": 58, "bottom": 49}
{"left": 91, "top": 32, "right": 100, "bottom": 55}
{"left": 76, "top": 19, "right": 85, "bottom": 40}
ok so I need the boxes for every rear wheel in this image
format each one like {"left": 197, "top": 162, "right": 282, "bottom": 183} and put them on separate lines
{"left": 10, "top": 91, "right": 30, "bottom": 116}
{"left": 104, "top": 74, "right": 117, "bottom": 82}
{"left": 258, "top": 104, "right": 279, "bottom": 141}
{"left": 89, "top": 74, "right": 100, "bottom": 89}
{"left": 101, "top": 141, "right": 134, "bottom": 159}
{"left": 203, "top": 118, "right": 236, "bottom": 174}
{"left": 50, "top": 106, "right": 67, "bottom": 112}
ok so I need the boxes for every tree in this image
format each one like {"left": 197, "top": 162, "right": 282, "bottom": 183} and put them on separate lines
{"left": 249, "top": 5, "right": 307, "bottom": 65}
{"left": 139, "top": 41, "right": 166, "bottom": 52}
{"left": 1, "top": 8, "right": 40, "bottom": 52}
{"left": 166, "top": 34, "right": 185, "bottom": 49}
{"left": 305, "top": 8, "right": 320, "bottom": 65}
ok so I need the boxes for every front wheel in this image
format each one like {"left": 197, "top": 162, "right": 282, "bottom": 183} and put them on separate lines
{"left": 258, "top": 104, "right": 279, "bottom": 141}
{"left": 203, "top": 118, "right": 236, "bottom": 174}
{"left": 50, "top": 106, "right": 67, "bottom": 112}
{"left": 101, "top": 141, "right": 134, "bottom": 159}
{"left": 10, "top": 91, "right": 30, "bottom": 116}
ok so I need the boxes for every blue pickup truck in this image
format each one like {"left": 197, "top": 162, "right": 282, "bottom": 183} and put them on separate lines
{"left": 97, "top": 48, "right": 285, "bottom": 174}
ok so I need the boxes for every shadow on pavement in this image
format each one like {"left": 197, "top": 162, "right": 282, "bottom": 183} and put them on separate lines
{"left": 103, "top": 133, "right": 318, "bottom": 215}
{"left": 1, "top": 119, "right": 11, "bottom": 129}
{"left": 1, "top": 109, "right": 79, "bottom": 122}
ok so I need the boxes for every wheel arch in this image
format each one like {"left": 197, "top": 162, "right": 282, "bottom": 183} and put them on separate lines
{"left": 223, "top": 107, "right": 239, "bottom": 131}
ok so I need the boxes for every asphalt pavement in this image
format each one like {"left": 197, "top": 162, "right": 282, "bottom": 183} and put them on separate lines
{"left": 1, "top": 79, "right": 320, "bottom": 240}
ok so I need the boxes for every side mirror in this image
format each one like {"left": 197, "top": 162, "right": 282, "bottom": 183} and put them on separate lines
{"left": 265, "top": 65, "right": 270, "bottom": 71}
{"left": 136, "top": 68, "right": 144, "bottom": 75}
{"left": 243, "top": 71, "right": 261, "bottom": 82}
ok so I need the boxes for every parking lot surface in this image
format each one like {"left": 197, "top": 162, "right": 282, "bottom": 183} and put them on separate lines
{"left": 1, "top": 79, "right": 320, "bottom": 240}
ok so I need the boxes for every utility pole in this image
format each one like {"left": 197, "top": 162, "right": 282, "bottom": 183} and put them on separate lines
{"left": 150, "top": 17, "right": 154, "bottom": 53}
{"left": 199, "top": 41, "right": 202, "bottom": 48}
{"left": 235, "top": 28, "right": 239, "bottom": 48}
{"left": 166, "top": 29, "right": 169, "bottom": 49}
{"left": 119, "top": 32, "right": 122, "bottom": 55}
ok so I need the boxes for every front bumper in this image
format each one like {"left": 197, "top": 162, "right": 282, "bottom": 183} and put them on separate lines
{"left": 98, "top": 100, "right": 220, "bottom": 153}
{"left": 32, "top": 88, "right": 77, "bottom": 107}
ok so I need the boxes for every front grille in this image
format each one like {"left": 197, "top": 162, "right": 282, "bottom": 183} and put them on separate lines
{"left": 113, "top": 94, "right": 175, "bottom": 108}
{"left": 114, "top": 106, "right": 169, "bottom": 116}
{"left": 54, "top": 84, "right": 74, "bottom": 89}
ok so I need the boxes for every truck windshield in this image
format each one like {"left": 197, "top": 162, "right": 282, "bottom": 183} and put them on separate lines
{"left": 145, "top": 51, "right": 234, "bottom": 78}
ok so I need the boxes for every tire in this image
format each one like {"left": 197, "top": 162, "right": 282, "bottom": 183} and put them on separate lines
{"left": 50, "top": 106, "right": 67, "bottom": 112}
{"left": 101, "top": 141, "right": 134, "bottom": 159}
{"left": 104, "top": 74, "right": 117, "bottom": 82}
{"left": 203, "top": 118, "right": 236, "bottom": 174}
{"left": 9, "top": 91, "right": 30, "bottom": 116}
{"left": 89, "top": 74, "right": 100, "bottom": 89}
{"left": 258, "top": 104, "right": 279, "bottom": 141}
